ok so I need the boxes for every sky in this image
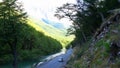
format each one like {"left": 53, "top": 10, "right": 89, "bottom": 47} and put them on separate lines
{"left": 18, "top": 0, "right": 76, "bottom": 28}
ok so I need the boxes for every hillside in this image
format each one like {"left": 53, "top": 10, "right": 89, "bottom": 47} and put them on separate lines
{"left": 28, "top": 17, "right": 66, "bottom": 37}
{"left": 66, "top": 10, "right": 120, "bottom": 68}
{"left": 0, "top": 21, "right": 63, "bottom": 64}
{"left": 27, "top": 17, "right": 75, "bottom": 47}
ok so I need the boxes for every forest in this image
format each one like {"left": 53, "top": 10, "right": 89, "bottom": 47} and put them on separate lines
{"left": 1, "top": 0, "right": 120, "bottom": 68}
{"left": 0, "top": 0, "right": 63, "bottom": 68}
{"left": 55, "top": 0, "right": 120, "bottom": 44}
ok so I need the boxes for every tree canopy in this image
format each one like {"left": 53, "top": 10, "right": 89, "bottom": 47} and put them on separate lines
{"left": 55, "top": 0, "right": 120, "bottom": 45}
{"left": 0, "top": 0, "right": 62, "bottom": 68}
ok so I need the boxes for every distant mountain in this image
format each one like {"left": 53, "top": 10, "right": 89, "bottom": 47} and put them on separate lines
{"left": 28, "top": 17, "right": 67, "bottom": 37}
{"left": 41, "top": 18, "right": 65, "bottom": 29}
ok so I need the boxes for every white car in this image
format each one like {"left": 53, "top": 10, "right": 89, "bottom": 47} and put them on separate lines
{"left": 58, "top": 57, "right": 64, "bottom": 62}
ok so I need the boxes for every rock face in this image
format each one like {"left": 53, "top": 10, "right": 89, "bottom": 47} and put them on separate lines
{"left": 94, "top": 9, "right": 120, "bottom": 42}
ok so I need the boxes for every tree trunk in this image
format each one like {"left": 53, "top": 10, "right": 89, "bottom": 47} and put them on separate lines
{"left": 9, "top": 38, "right": 18, "bottom": 68}
{"left": 98, "top": 12, "right": 105, "bottom": 22}
{"left": 81, "top": 31, "right": 87, "bottom": 42}
{"left": 12, "top": 45, "right": 17, "bottom": 68}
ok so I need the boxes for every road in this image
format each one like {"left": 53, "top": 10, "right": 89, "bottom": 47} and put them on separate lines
{"left": 36, "top": 48, "right": 73, "bottom": 68}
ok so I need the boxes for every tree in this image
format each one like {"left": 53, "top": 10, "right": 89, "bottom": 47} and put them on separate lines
{"left": 0, "top": 0, "right": 27, "bottom": 68}
{"left": 55, "top": 0, "right": 120, "bottom": 45}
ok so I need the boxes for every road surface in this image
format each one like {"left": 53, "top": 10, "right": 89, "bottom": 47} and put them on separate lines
{"left": 36, "top": 48, "right": 73, "bottom": 68}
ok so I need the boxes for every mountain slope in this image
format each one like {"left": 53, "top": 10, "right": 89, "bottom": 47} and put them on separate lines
{"left": 27, "top": 17, "right": 75, "bottom": 47}
{"left": 41, "top": 18, "right": 65, "bottom": 29}
{"left": 66, "top": 10, "right": 120, "bottom": 68}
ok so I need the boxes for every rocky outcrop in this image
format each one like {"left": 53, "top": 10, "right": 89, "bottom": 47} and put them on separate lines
{"left": 89, "top": 8, "right": 120, "bottom": 65}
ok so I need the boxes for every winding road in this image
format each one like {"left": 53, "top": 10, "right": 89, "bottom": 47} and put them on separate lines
{"left": 36, "top": 48, "right": 73, "bottom": 68}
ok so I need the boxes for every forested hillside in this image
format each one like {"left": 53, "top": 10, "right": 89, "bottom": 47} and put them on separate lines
{"left": 0, "top": 22, "right": 62, "bottom": 63}
{"left": 27, "top": 18, "right": 75, "bottom": 47}
{"left": 67, "top": 11, "right": 120, "bottom": 68}
{"left": 55, "top": 0, "right": 120, "bottom": 67}
{"left": 0, "top": 0, "right": 63, "bottom": 68}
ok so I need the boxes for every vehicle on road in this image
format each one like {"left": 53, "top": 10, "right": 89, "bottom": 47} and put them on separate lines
{"left": 58, "top": 57, "right": 64, "bottom": 62}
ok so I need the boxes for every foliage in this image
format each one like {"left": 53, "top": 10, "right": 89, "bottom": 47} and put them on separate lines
{"left": 55, "top": 0, "right": 120, "bottom": 45}
{"left": 66, "top": 16, "right": 120, "bottom": 68}
{"left": 0, "top": 0, "right": 28, "bottom": 67}
{"left": 0, "top": 0, "right": 62, "bottom": 67}
{"left": 0, "top": 22, "right": 62, "bottom": 64}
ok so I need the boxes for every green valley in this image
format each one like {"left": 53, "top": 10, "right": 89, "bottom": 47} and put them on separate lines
{"left": 27, "top": 17, "right": 75, "bottom": 47}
